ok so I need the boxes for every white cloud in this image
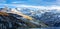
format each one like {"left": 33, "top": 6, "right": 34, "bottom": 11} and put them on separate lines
{"left": 7, "top": 4, "right": 60, "bottom": 9}
{"left": 0, "top": 4, "right": 60, "bottom": 10}
{"left": 12, "top": 2, "right": 18, "bottom": 3}
{"left": 12, "top": 1, "right": 24, "bottom": 4}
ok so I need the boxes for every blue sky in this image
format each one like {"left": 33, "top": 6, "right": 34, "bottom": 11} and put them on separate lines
{"left": 0, "top": 0, "right": 60, "bottom": 10}
{"left": 0, "top": 0, "right": 56, "bottom": 6}
{"left": 0, "top": 0, "right": 59, "bottom": 8}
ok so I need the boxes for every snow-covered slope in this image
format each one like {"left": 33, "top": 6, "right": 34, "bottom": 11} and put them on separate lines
{"left": 1, "top": 6, "right": 60, "bottom": 27}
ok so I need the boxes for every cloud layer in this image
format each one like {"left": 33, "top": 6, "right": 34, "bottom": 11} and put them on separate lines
{"left": 0, "top": 4, "right": 60, "bottom": 10}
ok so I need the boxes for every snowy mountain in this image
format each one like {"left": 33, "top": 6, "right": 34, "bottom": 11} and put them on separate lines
{"left": 1, "top": 6, "right": 60, "bottom": 27}
{"left": 14, "top": 7, "right": 60, "bottom": 27}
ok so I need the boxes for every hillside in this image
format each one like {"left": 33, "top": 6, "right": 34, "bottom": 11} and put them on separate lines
{"left": 0, "top": 12, "right": 48, "bottom": 29}
{"left": 0, "top": 7, "right": 60, "bottom": 29}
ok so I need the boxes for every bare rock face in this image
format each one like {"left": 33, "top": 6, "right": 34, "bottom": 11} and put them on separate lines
{"left": 2, "top": 11, "right": 60, "bottom": 29}
{"left": 0, "top": 12, "right": 42, "bottom": 29}
{"left": 0, "top": 12, "right": 9, "bottom": 16}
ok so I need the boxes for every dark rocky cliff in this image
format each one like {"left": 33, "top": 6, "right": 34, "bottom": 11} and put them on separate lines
{"left": 0, "top": 12, "right": 42, "bottom": 29}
